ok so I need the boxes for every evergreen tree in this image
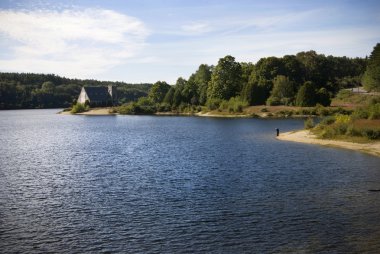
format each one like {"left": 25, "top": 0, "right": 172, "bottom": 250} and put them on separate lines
{"left": 362, "top": 43, "right": 380, "bottom": 91}
{"left": 172, "top": 78, "right": 186, "bottom": 108}
{"left": 316, "top": 87, "right": 331, "bottom": 106}
{"left": 296, "top": 81, "right": 317, "bottom": 106}
{"left": 193, "top": 64, "right": 212, "bottom": 105}
{"left": 163, "top": 87, "right": 175, "bottom": 105}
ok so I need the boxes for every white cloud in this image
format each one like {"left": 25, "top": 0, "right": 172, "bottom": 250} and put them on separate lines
{"left": 0, "top": 8, "right": 149, "bottom": 77}
{"left": 181, "top": 22, "right": 211, "bottom": 35}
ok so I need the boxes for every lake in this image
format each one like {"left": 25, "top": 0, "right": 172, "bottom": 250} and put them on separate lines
{"left": 1, "top": 109, "right": 380, "bottom": 253}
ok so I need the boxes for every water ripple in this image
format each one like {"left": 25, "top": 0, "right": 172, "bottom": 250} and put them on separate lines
{"left": 1, "top": 110, "right": 380, "bottom": 253}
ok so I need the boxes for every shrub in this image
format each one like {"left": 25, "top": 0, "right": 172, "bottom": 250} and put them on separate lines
{"left": 227, "top": 97, "right": 248, "bottom": 113}
{"left": 135, "top": 97, "right": 156, "bottom": 114}
{"left": 336, "top": 107, "right": 352, "bottom": 115}
{"left": 206, "top": 98, "right": 222, "bottom": 110}
{"left": 368, "top": 103, "right": 380, "bottom": 119}
{"left": 313, "top": 109, "right": 380, "bottom": 140}
{"left": 304, "top": 117, "right": 314, "bottom": 129}
{"left": 336, "top": 89, "right": 352, "bottom": 100}
{"left": 218, "top": 100, "right": 229, "bottom": 111}
{"left": 213, "top": 97, "right": 248, "bottom": 113}
{"left": 117, "top": 103, "right": 135, "bottom": 114}
{"left": 300, "top": 108, "right": 317, "bottom": 116}
{"left": 71, "top": 103, "right": 89, "bottom": 113}
{"left": 277, "top": 110, "right": 293, "bottom": 117}
{"left": 117, "top": 97, "right": 157, "bottom": 115}
{"left": 179, "top": 103, "right": 189, "bottom": 112}
{"left": 320, "top": 116, "right": 336, "bottom": 125}
{"left": 335, "top": 114, "right": 351, "bottom": 124}
{"left": 352, "top": 107, "right": 369, "bottom": 119}
{"left": 157, "top": 102, "right": 172, "bottom": 112}
{"left": 266, "top": 96, "right": 281, "bottom": 106}
{"left": 315, "top": 104, "right": 330, "bottom": 116}
{"left": 319, "top": 126, "right": 336, "bottom": 139}
{"left": 352, "top": 120, "right": 380, "bottom": 139}
{"left": 108, "top": 107, "right": 117, "bottom": 114}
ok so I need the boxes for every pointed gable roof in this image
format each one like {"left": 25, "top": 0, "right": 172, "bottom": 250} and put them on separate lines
{"left": 83, "top": 87, "right": 111, "bottom": 102}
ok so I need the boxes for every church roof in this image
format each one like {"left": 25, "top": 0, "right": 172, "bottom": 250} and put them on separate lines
{"left": 83, "top": 87, "right": 111, "bottom": 102}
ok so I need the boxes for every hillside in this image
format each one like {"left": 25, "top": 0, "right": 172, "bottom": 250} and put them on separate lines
{"left": 0, "top": 72, "right": 152, "bottom": 109}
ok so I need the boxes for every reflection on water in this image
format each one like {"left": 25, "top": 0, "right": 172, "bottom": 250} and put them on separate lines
{"left": 1, "top": 109, "right": 380, "bottom": 253}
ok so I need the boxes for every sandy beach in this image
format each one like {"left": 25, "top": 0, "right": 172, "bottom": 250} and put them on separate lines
{"left": 195, "top": 112, "right": 251, "bottom": 118}
{"left": 59, "top": 108, "right": 116, "bottom": 115}
{"left": 277, "top": 130, "right": 380, "bottom": 157}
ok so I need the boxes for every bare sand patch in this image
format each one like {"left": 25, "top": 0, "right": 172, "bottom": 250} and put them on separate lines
{"left": 59, "top": 108, "right": 116, "bottom": 115}
{"left": 277, "top": 130, "right": 380, "bottom": 157}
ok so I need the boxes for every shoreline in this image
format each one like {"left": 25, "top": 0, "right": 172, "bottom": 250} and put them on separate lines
{"left": 59, "top": 108, "right": 311, "bottom": 118}
{"left": 277, "top": 130, "right": 380, "bottom": 157}
{"left": 59, "top": 108, "right": 117, "bottom": 115}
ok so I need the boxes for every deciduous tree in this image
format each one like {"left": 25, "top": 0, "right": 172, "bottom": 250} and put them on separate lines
{"left": 207, "top": 55, "right": 242, "bottom": 100}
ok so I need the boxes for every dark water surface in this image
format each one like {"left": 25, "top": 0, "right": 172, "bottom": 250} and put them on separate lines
{"left": 1, "top": 109, "right": 380, "bottom": 253}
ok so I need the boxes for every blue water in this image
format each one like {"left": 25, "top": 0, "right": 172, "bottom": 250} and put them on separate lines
{"left": 1, "top": 109, "right": 380, "bottom": 253}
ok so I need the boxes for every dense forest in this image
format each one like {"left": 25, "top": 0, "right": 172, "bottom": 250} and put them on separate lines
{"left": 118, "top": 48, "right": 374, "bottom": 114}
{"left": 0, "top": 73, "right": 152, "bottom": 109}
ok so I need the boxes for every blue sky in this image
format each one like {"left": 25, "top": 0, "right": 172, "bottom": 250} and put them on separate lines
{"left": 0, "top": 0, "right": 379, "bottom": 84}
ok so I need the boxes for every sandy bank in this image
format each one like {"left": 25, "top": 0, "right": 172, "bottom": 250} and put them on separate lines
{"left": 277, "top": 130, "right": 380, "bottom": 157}
{"left": 195, "top": 112, "right": 251, "bottom": 118}
{"left": 59, "top": 108, "right": 117, "bottom": 115}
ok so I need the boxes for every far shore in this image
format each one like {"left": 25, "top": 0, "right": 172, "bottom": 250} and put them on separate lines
{"left": 59, "top": 107, "right": 314, "bottom": 118}
{"left": 277, "top": 130, "right": 380, "bottom": 157}
{"left": 60, "top": 109, "right": 250, "bottom": 117}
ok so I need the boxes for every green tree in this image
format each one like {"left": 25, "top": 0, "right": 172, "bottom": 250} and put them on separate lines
{"left": 296, "top": 81, "right": 317, "bottom": 106}
{"left": 282, "top": 55, "right": 304, "bottom": 85}
{"left": 163, "top": 87, "right": 175, "bottom": 105}
{"left": 362, "top": 43, "right": 380, "bottom": 91}
{"left": 41, "top": 81, "right": 55, "bottom": 93}
{"left": 296, "top": 51, "right": 330, "bottom": 87}
{"left": 191, "top": 64, "right": 212, "bottom": 105}
{"left": 241, "top": 76, "right": 270, "bottom": 105}
{"left": 148, "top": 81, "right": 171, "bottom": 103}
{"left": 266, "top": 75, "right": 295, "bottom": 105}
{"left": 240, "top": 62, "right": 255, "bottom": 88}
{"left": 254, "top": 57, "right": 285, "bottom": 81}
{"left": 207, "top": 55, "right": 242, "bottom": 100}
{"left": 182, "top": 78, "right": 198, "bottom": 105}
{"left": 172, "top": 78, "right": 186, "bottom": 108}
{"left": 316, "top": 87, "right": 331, "bottom": 106}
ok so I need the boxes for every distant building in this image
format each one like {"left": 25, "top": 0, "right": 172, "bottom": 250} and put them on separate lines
{"left": 77, "top": 85, "right": 117, "bottom": 106}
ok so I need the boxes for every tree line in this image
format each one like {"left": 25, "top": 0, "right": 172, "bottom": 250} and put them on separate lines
{"left": 122, "top": 49, "right": 371, "bottom": 114}
{"left": 2, "top": 44, "right": 379, "bottom": 111}
{"left": 0, "top": 72, "right": 152, "bottom": 109}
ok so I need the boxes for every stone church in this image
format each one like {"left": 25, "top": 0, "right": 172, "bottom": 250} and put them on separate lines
{"left": 77, "top": 85, "right": 117, "bottom": 106}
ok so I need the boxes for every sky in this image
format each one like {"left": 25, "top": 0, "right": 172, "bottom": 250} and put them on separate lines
{"left": 0, "top": 0, "right": 379, "bottom": 84}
